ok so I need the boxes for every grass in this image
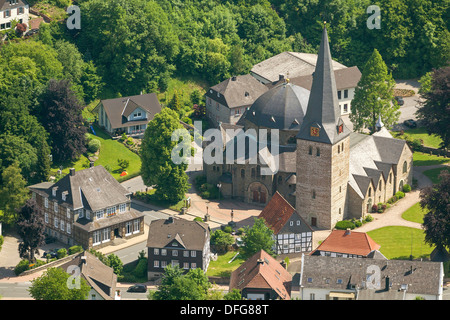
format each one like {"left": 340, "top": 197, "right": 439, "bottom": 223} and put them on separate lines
{"left": 367, "top": 226, "right": 434, "bottom": 260}
{"left": 423, "top": 167, "right": 449, "bottom": 184}
{"left": 134, "top": 189, "right": 186, "bottom": 212}
{"left": 402, "top": 203, "right": 426, "bottom": 224}
{"left": 157, "top": 77, "right": 206, "bottom": 108}
{"left": 206, "top": 250, "right": 245, "bottom": 278}
{"left": 397, "top": 127, "right": 444, "bottom": 149}
{"left": 413, "top": 152, "right": 450, "bottom": 166}
{"left": 51, "top": 125, "right": 141, "bottom": 182}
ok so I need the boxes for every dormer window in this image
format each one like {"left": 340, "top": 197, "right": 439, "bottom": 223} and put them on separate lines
{"left": 52, "top": 187, "right": 57, "bottom": 197}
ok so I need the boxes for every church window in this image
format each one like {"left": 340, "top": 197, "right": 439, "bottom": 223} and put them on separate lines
{"left": 251, "top": 168, "right": 255, "bottom": 178}
{"left": 316, "top": 148, "right": 320, "bottom": 156}
{"left": 312, "top": 190, "right": 316, "bottom": 199}
{"left": 402, "top": 161, "right": 407, "bottom": 173}
{"left": 308, "top": 146, "right": 313, "bottom": 155}
{"left": 389, "top": 173, "right": 392, "bottom": 184}
{"left": 241, "top": 169, "right": 245, "bottom": 178}
{"left": 379, "top": 181, "right": 382, "bottom": 191}
{"left": 368, "top": 187, "right": 372, "bottom": 197}
{"left": 342, "top": 143, "right": 344, "bottom": 151}
{"left": 338, "top": 145, "right": 340, "bottom": 153}
{"left": 256, "top": 166, "right": 261, "bottom": 178}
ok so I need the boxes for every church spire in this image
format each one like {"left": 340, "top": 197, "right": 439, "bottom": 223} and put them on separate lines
{"left": 296, "top": 25, "right": 350, "bottom": 144}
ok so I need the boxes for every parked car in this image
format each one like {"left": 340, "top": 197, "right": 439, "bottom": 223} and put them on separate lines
{"left": 395, "top": 96, "right": 405, "bottom": 106}
{"left": 127, "top": 284, "right": 147, "bottom": 293}
{"left": 42, "top": 249, "right": 58, "bottom": 259}
{"left": 403, "top": 119, "right": 417, "bottom": 128}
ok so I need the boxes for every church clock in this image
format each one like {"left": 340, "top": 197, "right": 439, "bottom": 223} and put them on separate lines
{"left": 310, "top": 127, "right": 320, "bottom": 137}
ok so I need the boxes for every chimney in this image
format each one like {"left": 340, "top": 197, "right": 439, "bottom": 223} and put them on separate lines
{"left": 257, "top": 259, "right": 264, "bottom": 265}
{"left": 89, "top": 162, "right": 94, "bottom": 168}
{"left": 81, "top": 255, "right": 87, "bottom": 264}
{"left": 345, "top": 228, "right": 351, "bottom": 235}
{"left": 70, "top": 168, "right": 76, "bottom": 176}
{"left": 385, "top": 276, "right": 390, "bottom": 291}
{"left": 279, "top": 74, "right": 285, "bottom": 81}
{"left": 167, "top": 216, "right": 174, "bottom": 224}
{"left": 231, "top": 76, "right": 237, "bottom": 81}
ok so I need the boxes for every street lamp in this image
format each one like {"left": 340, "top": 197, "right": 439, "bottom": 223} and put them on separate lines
{"left": 217, "top": 183, "right": 222, "bottom": 202}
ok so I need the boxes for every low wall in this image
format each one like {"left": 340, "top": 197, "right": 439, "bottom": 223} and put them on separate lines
{"left": 20, "top": 252, "right": 80, "bottom": 276}
{"left": 208, "top": 276, "right": 230, "bottom": 285}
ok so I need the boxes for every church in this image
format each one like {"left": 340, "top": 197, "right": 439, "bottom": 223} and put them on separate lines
{"left": 203, "top": 27, "right": 413, "bottom": 230}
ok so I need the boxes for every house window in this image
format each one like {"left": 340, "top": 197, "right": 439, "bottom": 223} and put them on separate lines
{"left": 5, "top": 10, "right": 11, "bottom": 18}
{"left": 125, "top": 222, "right": 132, "bottom": 235}
{"left": 251, "top": 168, "right": 255, "bottom": 178}
{"left": 183, "top": 251, "right": 189, "bottom": 257}
{"left": 54, "top": 202, "right": 58, "bottom": 213}
{"left": 67, "top": 223, "right": 71, "bottom": 234}
{"left": 103, "top": 228, "right": 110, "bottom": 243}
{"left": 338, "top": 145, "right": 340, "bottom": 153}
{"left": 86, "top": 210, "right": 90, "bottom": 220}
{"left": 344, "top": 89, "right": 348, "bottom": 99}
{"left": 241, "top": 169, "right": 245, "bottom": 178}
{"left": 161, "top": 261, "right": 167, "bottom": 268}
{"left": 154, "top": 248, "right": 159, "bottom": 255}
{"left": 54, "top": 217, "right": 58, "bottom": 228}
{"left": 389, "top": 173, "right": 392, "bottom": 184}
{"left": 119, "top": 203, "right": 126, "bottom": 213}
{"left": 290, "top": 221, "right": 293, "bottom": 226}
{"left": 161, "top": 249, "right": 167, "bottom": 256}
{"left": 337, "top": 91, "right": 341, "bottom": 99}
{"left": 183, "top": 262, "right": 189, "bottom": 269}
{"left": 79, "top": 209, "right": 84, "bottom": 219}
{"left": 191, "top": 263, "right": 197, "bottom": 269}
{"left": 154, "top": 260, "right": 159, "bottom": 268}
{"left": 18, "top": 7, "right": 24, "bottom": 14}
{"left": 44, "top": 197, "right": 49, "bottom": 208}
{"left": 106, "top": 206, "right": 116, "bottom": 217}
{"left": 312, "top": 190, "right": 316, "bottom": 199}
{"left": 172, "top": 250, "right": 178, "bottom": 256}
{"left": 379, "top": 181, "right": 382, "bottom": 191}
{"left": 403, "top": 161, "right": 407, "bottom": 173}
{"left": 93, "top": 231, "right": 101, "bottom": 245}
{"left": 66, "top": 208, "right": 71, "bottom": 219}
{"left": 191, "top": 251, "right": 196, "bottom": 257}
{"left": 95, "top": 210, "right": 104, "bottom": 220}
{"left": 60, "top": 220, "right": 65, "bottom": 231}
{"left": 368, "top": 187, "right": 372, "bottom": 197}
{"left": 133, "top": 219, "right": 140, "bottom": 233}
{"left": 308, "top": 146, "right": 313, "bottom": 155}
{"left": 344, "top": 104, "right": 348, "bottom": 113}
{"left": 44, "top": 213, "right": 48, "bottom": 223}
{"left": 316, "top": 148, "right": 320, "bottom": 156}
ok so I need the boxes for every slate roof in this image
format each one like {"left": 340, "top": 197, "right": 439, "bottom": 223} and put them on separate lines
{"left": 229, "top": 250, "right": 293, "bottom": 300}
{"left": 244, "top": 82, "right": 310, "bottom": 130}
{"left": 297, "top": 27, "right": 351, "bottom": 145}
{"left": 0, "top": 0, "right": 28, "bottom": 11}
{"left": 300, "top": 255, "right": 443, "bottom": 298}
{"left": 95, "top": 93, "right": 161, "bottom": 130}
{"left": 310, "top": 229, "right": 381, "bottom": 257}
{"left": 147, "top": 217, "right": 209, "bottom": 251}
{"left": 59, "top": 251, "right": 117, "bottom": 300}
{"left": 28, "top": 165, "right": 131, "bottom": 211}
{"left": 267, "top": 66, "right": 361, "bottom": 91}
{"left": 251, "top": 51, "right": 346, "bottom": 83}
{"left": 258, "top": 191, "right": 312, "bottom": 234}
{"left": 206, "top": 74, "right": 268, "bottom": 109}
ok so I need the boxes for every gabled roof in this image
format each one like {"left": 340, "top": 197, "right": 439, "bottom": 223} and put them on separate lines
{"left": 297, "top": 27, "right": 351, "bottom": 145}
{"left": 206, "top": 74, "right": 268, "bottom": 109}
{"left": 95, "top": 93, "right": 161, "bottom": 129}
{"left": 28, "top": 165, "right": 131, "bottom": 211}
{"left": 259, "top": 191, "right": 312, "bottom": 234}
{"left": 59, "top": 251, "right": 117, "bottom": 300}
{"left": 311, "top": 229, "right": 381, "bottom": 257}
{"left": 0, "top": 0, "right": 28, "bottom": 11}
{"left": 147, "top": 217, "right": 209, "bottom": 251}
{"left": 229, "top": 250, "right": 292, "bottom": 300}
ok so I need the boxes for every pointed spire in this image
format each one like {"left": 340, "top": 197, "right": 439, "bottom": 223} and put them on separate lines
{"left": 296, "top": 26, "right": 350, "bottom": 144}
{"left": 376, "top": 115, "right": 384, "bottom": 131}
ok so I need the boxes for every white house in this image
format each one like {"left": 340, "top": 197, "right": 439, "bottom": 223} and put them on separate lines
{"left": 0, "top": 0, "right": 29, "bottom": 31}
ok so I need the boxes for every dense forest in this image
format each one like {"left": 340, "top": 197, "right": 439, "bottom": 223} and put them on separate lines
{"left": 0, "top": 0, "right": 448, "bottom": 188}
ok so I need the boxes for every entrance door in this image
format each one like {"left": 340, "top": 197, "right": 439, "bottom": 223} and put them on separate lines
{"left": 114, "top": 228, "right": 120, "bottom": 238}
{"left": 259, "top": 192, "right": 266, "bottom": 204}
{"left": 253, "top": 191, "right": 259, "bottom": 202}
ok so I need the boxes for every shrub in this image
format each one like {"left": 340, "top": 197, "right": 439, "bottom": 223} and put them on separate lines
{"left": 132, "top": 258, "right": 148, "bottom": 278}
{"left": 194, "top": 175, "right": 207, "bottom": 189}
{"left": 0, "top": 235, "right": 3, "bottom": 251}
{"left": 14, "top": 259, "right": 30, "bottom": 275}
{"left": 402, "top": 184, "right": 411, "bottom": 192}
{"left": 335, "top": 220, "right": 355, "bottom": 230}
{"left": 354, "top": 220, "right": 362, "bottom": 227}
{"left": 371, "top": 204, "right": 378, "bottom": 212}
{"left": 194, "top": 217, "right": 204, "bottom": 222}
{"left": 364, "top": 215, "right": 374, "bottom": 222}
{"left": 57, "top": 248, "right": 68, "bottom": 259}
{"left": 387, "top": 196, "right": 397, "bottom": 204}
{"left": 126, "top": 137, "right": 134, "bottom": 145}
{"left": 222, "top": 225, "right": 233, "bottom": 233}
{"left": 88, "top": 139, "right": 101, "bottom": 152}
{"left": 68, "top": 245, "right": 83, "bottom": 255}
{"left": 410, "top": 139, "right": 423, "bottom": 151}
{"left": 395, "top": 191, "right": 405, "bottom": 199}
{"left": 119, "top": 133, "right": 128, "bottom": 142}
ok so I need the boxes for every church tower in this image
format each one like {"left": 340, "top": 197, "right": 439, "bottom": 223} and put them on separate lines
{"left": 296, "top": 26, "right": 351, "bottom": 229}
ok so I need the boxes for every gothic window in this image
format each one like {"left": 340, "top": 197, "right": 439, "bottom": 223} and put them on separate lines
{"left": 312, "top": 190, "right": 316, "bottom": 199}
{"left": 402, "top": 161, "right": 407, "bottom": 173}
{"left": 316, "top": 148, "right": 320, "bottom": 156}
{"left": 338, "top": 145, "right": 340, "bottom": 153}
{"left": 379, "top": 181, "right": 382, "bottom": 191}
{"left": 308, "top": 146, "right": 313, "bottom": 155}
{"left": 256, "top": 165, "right": 261, "bottom": 178}
{"left": 368, "top": 187, "right": 372, "bottom": 197}
{"left": 389, "top": 173, "right": 392, "bottom": 184}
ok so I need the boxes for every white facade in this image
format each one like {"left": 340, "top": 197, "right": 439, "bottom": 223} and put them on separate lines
{"left": 337, "top": 87, "right": 355, "bottom": 115}
{"left": 0, "top": 0, "right": 29, "bottom": 31}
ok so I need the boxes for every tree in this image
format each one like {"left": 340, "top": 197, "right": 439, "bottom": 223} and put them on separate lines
{"left": 16, "top": 199, "right": 46, "bottom": 263}
{"left": 210, "top": 229, "right": 235, "bottom": 253}
{"left": 350, "top": 49, "right": 400, "bottom": 133}
{"left": 416, "top": 66, "right": 450, "bottom": 149}
{"left": 240, "top": 217, "right": 275, "bottom": 259}
{"left": 107, "top": 253, "right": 123, "bottom": 275}
{"left": 167, "top": 92, "right": 183, "bottom": 114}
{"left": 224, "top": 288, "right": 242, "bottom": 300}
{"left": 117, "top": 158, "right": 129, "bottom": 171}
{"left": 0, "top": 163, "right": 29, "bottom": 225}
{"left": 28, "top": 267, "right": 91, "bottom": 300}
{"left": 420, "top": 170, "right": 450, "bottom": 252}
{"left": 39, "top": 79, "right": 87, "bottom": 163}
{"left": 140, "top": 108, "right": 190, "bottom": 203}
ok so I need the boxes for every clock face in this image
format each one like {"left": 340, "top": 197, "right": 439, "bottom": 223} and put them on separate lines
{"left": 310, "top": 127, "right": 320, "bottom": 137}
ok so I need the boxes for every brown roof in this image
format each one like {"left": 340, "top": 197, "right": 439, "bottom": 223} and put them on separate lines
{"left": 146, "top": 217, "right": 210, "bottom": 251}
{"left": 95, "top": 93, "right": 161, "bottom": 130}
{"left": 0, "top": 0, "right": 28, "bottom": 11}
{"left": 259, "top": 191, "right": 304, "bottom": 234}
{"left": 229, "top": 250, "right": 292, "bottom": 300}
{"left": 59, "top": 251, "right": 117, "bottom": 300}
{"left": 311, "top": 229, "right": 381, "bottom": 257}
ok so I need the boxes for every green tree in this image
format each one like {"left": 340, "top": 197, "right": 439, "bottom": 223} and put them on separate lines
{"left": 240, "top": 217, "right": 275, "bottom": 259}
{"left": 29, "top": 267, "right": 91, "bottom": 300}
{"left": 0, "top": 163, "right": 29, "bottom": 225}
{"left": 107, "top": 253, "right": 123, "bottom": 275}
{"left": 224, "top": 288, "right": 242, "bottom": 300}
{"left": 16, "top": 199, "right": 46, "bottom": 263}
{"left": 210, "top": 229, "right": 235, "bottom": 253}
{"left": 416, "top": 66, "right": 450, "bottom": 149}
{"left": 140, "top": 108, "right": 190, "bottom": 203}
{"left": 167, "top": 92, "right": 183, "bottom": 114}
{"left": 350, "top": 49, "right": 399, "bottom": 133}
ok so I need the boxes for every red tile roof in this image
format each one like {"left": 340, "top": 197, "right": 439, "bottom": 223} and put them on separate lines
{"left": 229, "top": 250, "right": 292, "bottom": 300}
{"left": 311, "top": 229, "right": 381, "bottom": 257}
{"left": 258, "top": 191, "right": 295, "bottom": 234}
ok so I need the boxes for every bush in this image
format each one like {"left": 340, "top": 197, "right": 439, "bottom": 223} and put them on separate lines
{"left": 395, "top": 191, "right": 405, "bottom": 199}
{"left": 68, "top": 245, "right": 83, "bottom": 255}
{"left": 57, "top": 248, "right": 68, "bottom": 259}
{"left": 402, "top": 184, "right": 411, "bottom": 192}
{"left": 354, "top": 220, "right": 362, "bottom": 227}
{"left": 193, "top": 217, "right": 203, "bottom": 222}
{"left": 410, "top": 139, "right": 423, "bottom": 151}
{"left": 0, "top": 235, "right": 3, "bottom": 251}
{"left": 222, "top": 225, "right": 233, "bottom": 233}
{"left": 132, "top": 258, "right": 148, "bottom": 278}
{"left": 335, "top": 220, "right": 355, "bottom": 230}
{"left": 88, "top": 139, "right": 101, "bottom": 152}
{"left": 371, "top": 204, "right": 378, "bottom": 212}
{"left": 126, "top": 137, "right": 134, "bottom": 145}
{"left": 387, "top": 196, "right": 397, "bottom": 204}
{"left": 15, "top": 259, "right": 30, "bottom": 275}
{"left": 119, "top": 133, "right": 128, "bottom": 142}
{"left": 364, "top": 215, "right": 374, "bottom": 222}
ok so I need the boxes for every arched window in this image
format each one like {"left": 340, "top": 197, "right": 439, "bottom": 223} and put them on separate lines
{"left": 312, "top": 190, "right": 316, "bottom": 199}
{"left": 378, "top": 180, "right": 382, "bottom": 191}
{"left": 342, "top": 142, "right": 344, "bottom": 152}
{"left": 368, "top": 187, "right": 372, "bottom": 197}
{"left": 316, "top": 148, "right": 320, "bottom": 156}
{"left": 308, "top": 146, "right": 313, "bottom": 155}
{"left": 403, "top": 161, "right": 407, "bottom": 173}
{"left": 338, "top": 145, "right": 340, "bottom": 153}
{"left": 241, "top": 169, "right": 245, "bottom": 178}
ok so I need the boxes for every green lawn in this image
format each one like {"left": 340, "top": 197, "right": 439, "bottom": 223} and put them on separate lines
{"left": 367, "top": 226, "right": 434, "bottom": 260}
{"left": 423, "top": 167, "right": 449, "bottom": 184}
{"left": 402, "top": 202, "right": 426, "bottom": 224}
{"left": 397, "top": 127, "right": 443, "bottom": 149}
{"left": 413, "top": 152, "right": 450, "bottom": 166}
{"left": 206, "top": 251, "right": 245, "bottom": 278}
{"left": 51, "top": 125, "right": 141, "bottom": 182}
